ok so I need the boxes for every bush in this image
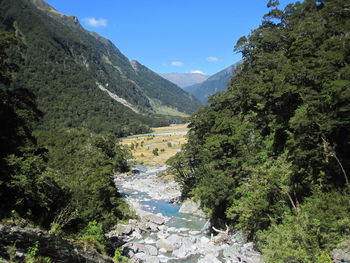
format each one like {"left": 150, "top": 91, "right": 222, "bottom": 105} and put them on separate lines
{"left": 258, "top": 191, "right": 350, "bottom": 263}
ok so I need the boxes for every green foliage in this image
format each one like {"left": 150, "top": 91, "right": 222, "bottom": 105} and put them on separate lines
{"left": 113, "top": 248, "right": 130, "bottom": 263}
{"left": 0, "top": 0, "right": 197, "bottom": 137}
{"left": 168, "top": 0, "right": 350, "bottom": 261}
{"left": 258, "top": 191, "right": 350, "bottom": 263}
{"left": 152, "top": 148, "right": 159, "bottom": 156}
{"left": 35, "top": 129, "right": 134, "bottom": 231}
{"left": 26, "top": 241, "right": 52, "bottom": 263}
{"left": 78, "top": 220, "right": 106, "bottom": 253}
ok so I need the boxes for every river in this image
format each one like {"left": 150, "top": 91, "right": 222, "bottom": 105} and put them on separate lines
{"left": 114, "top": 164, "right": 263, "bottom": 263}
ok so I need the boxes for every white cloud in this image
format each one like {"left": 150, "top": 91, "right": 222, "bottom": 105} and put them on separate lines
{"left": 206, "top": 56, "right": 219, "bottom": 62}
{"left": 83, "top": 17, "right": 108, "bottom": 27}
{"left": 171, "top": 61, "right": 184, "bottom": 67}
{"left": 190, "top": 70, "right": 205, "bottom": 74}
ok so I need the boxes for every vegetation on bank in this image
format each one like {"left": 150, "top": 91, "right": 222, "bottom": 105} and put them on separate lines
{"left": 167, "top": 0, "right": 350, "bottom": 261}
{"left": 0, "top": 29, "right": 134, "bottom": 261}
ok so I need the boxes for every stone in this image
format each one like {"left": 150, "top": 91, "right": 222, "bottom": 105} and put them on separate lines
{"left": 158, "top": 248, "right": 167, "bottom": 254}
{"left": 143, "top": 256, "right": 160, "bottom": 263}
{"left": 145, "top": 245, "right": 158, "bottom": 256}
{"left": 142, "top": 214, "right": 166, "bottom": 225}
{"left": 166, "top": 234, "right": 183, "bottom": 250}
{"left": 156, "top": 238, "right": 174, "bottom": 252}
{"left": 331, "top": 238, "right": 350, "bottom": 263}
{"left": 133, "top": 243, "right": 150, "bottom": 255}
{"left": 179, "top": 199, "right": 206, "bottom": 217}
{"left": 0, "top": 223, "right": 113, "bottom": 263}
{"left": 198, "top": 254, "right": 221, "bottom": 263}
{"left": 230, "top": 231, "right": 247, "bottom": 245}
{"left": 240, "top": 251, "right": 263, "bottom": 263}
{"left": 189, "top": 230, "right": 201, "bottom": 235}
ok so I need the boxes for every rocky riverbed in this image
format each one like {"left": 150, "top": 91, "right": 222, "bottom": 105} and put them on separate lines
{"left": 113, "top": 165, "right": 263, "bottom": 263}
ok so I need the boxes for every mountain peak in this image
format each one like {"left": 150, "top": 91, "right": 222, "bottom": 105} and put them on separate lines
{"left": 159, "top": 72, "right": 210, "bottom": 88}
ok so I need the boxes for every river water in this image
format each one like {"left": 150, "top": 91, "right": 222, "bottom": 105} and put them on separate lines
{"left": 116, "top": 164, "right": 213, "bottom": 262}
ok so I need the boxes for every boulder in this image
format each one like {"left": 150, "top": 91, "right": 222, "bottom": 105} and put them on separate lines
{"left": 0, "top": 223, "right": 113, "bottom": 263}
{"left": 143, "top": 256, "right": 160, "bottom": 263}
{"left": 113, "top": 224, "right": 133, "bottom": 236}
{"left": 198, "top": 254, "right": 221, "bottom": 263}
{"left": 145, "top": 245, "right": 158, "bottom": 256}
{"left": 179, "top": 199, "right": 206, "bottom": 217}
{"left": 142, "top": 214, "right": 166, "bottom": 225}
{"left": 331, "top": 238, "right": 350, "bottom": 263}
{"left": 156, "top": 238, "right": 174, "bottom": 252}
{"left": 166, "top": 234, "right": 183, "bottom": 250}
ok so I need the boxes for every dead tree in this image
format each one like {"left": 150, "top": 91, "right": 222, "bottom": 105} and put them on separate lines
{"left": 211, "top": 224, "right": 230, "bottom": 245}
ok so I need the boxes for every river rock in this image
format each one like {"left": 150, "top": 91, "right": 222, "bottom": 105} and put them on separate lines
{"left": 198, "top": 254, "right": 221, "bottom": 263}
{"left": 331, "top": 237, "right": 350, "bottom": 263}
{"left": 166, "top": 234, "right": 183, "bottom": 250}
{"left": 156, "top": 238, "right": 174, "bottom": 252}
{"left": 115, "top": 224, "right": 133, "bottom": 236}
{"left": 223, "top": 243, "right": 241, "bottom": 259}
{"left": 0, "top": 223, "right": 113, "bottom": 263}
{"left": 179, "top": 199, "right": 206, "bottom": 217}
{"left": 142, "top": 214, "right": 166, "bottom": 225}
{"left": 143, "top": 256, "right": 160, "bottom": 263}
{"left": 230, "top": 231, "right": 247, "bottom": 245}
{"left": 145, "top": 245, "right": 158, "bottom": 256}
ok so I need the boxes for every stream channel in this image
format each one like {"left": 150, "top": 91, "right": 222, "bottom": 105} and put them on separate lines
{"left": 115, "top": 164, "right": 209, "bottom": 262}
{"left": 114, "top": 164, "right": 262, "bottom": 263}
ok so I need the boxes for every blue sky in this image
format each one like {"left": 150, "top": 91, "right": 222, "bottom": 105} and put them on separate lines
{"left": 45, "top": 0, "right": 297, "bottom": 75}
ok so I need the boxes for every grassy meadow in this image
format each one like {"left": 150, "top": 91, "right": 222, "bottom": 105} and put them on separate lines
{"left": 121, "top": 124, "right": 189, "bottom": 166}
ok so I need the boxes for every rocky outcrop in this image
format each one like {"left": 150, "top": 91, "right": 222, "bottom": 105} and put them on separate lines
{"left": 179, "top": 199, "right": 207, "bottom": 218}
{"left": 331, "top": 237, "right": 350, "bottom": 263}
{"left": 0, "top": 223, "right": 113, "bottom": 263}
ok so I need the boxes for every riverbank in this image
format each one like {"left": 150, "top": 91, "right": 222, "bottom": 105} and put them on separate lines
{"left": 114, "top": 165, "right": 263, "bottom": 263}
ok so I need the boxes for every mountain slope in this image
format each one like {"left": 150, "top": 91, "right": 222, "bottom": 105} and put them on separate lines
{"left": 0, "top": 0, "right": 202, "bottom": 136}
{"left": 159, "top": 73, "right": 210, "bottom": 88}
{"left": 184, "top": 62, "right": 240, "bottom": 103}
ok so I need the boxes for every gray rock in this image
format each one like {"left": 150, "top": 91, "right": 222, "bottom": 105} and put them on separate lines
{"left": 230, "top": 231, "right": 247, "bottom": 245}
{"left": 115, "top": 224, "right": 133, "bottom": 236}
{"left": 331, "top": 248, "right": 350, "bottom": 263}
{"left": 240, "top": 251, "right": 263, "bottom": 263}
{"left": 145, "top": 245, "right": 158, "bottom": 256}
{"left": 198, "top": 254, "right": 221, "bottom": 263}
{"left": 179, "top": 199, "right": 206, "bottom": 217}
{"left": 142, "top": 214, "right": 166, "bottom": 225}
{"left": 0, "top": 223, "right": 113, "bottom": 263}
{"left": 133, "top": 243, "right": 150, "bottom": 255}
{"left": 189, "top": 230, "right": 201, "bottom": 235}
{"left": 143, "top": 256, "right": 160, "bottom": 263}
{"left": 223, "top": 243, "right": 241, "bottom": 259}
{"left": 166, "top": 234, "right": 183, "bottom": 249}
{"left": 156, "top": 238, "right": 174, "bottom": 252}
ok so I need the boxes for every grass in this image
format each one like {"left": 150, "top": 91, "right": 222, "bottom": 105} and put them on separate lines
{"left": 121, "top": 124, "right": 188, "bottom": 166}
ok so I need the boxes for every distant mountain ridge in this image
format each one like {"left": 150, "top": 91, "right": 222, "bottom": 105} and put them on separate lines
{"left": 0, "top": 0, "right": 202, "bottom": 136}
{"left": 160, "top": 73, "right": 210, "bottom": 88}
{"left": 184, "top": 62, "right": 240, "bottom": 103}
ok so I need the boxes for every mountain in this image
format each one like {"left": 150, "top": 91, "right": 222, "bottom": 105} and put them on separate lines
{"left": 184, "top": 62, "right": 240, "bottom": 104}
{"left": 159, "top": 73, "right": 210, "bottom": 88}
{"left": 0, "top": 0, "right": 202, "bottom": 136}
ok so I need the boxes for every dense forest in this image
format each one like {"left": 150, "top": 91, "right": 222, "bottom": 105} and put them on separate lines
{"left": 168, "top": 0, "right": 350, "bottom": 262}
{"left": 0, "top": 28, "right": 135, "bottom": 261}
{"left": 0, "top": 0, "right": 202, "bottom": 137}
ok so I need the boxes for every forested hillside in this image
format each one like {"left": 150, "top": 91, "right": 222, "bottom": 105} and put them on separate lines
{"left": 0, "top": 0, "right": 201, "bottom": 137}
{"left": 168, "top": 0, "right": 350, "bottom": 261}
{"left": 0, "top": 28, "right": 135, "bottom": 262}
